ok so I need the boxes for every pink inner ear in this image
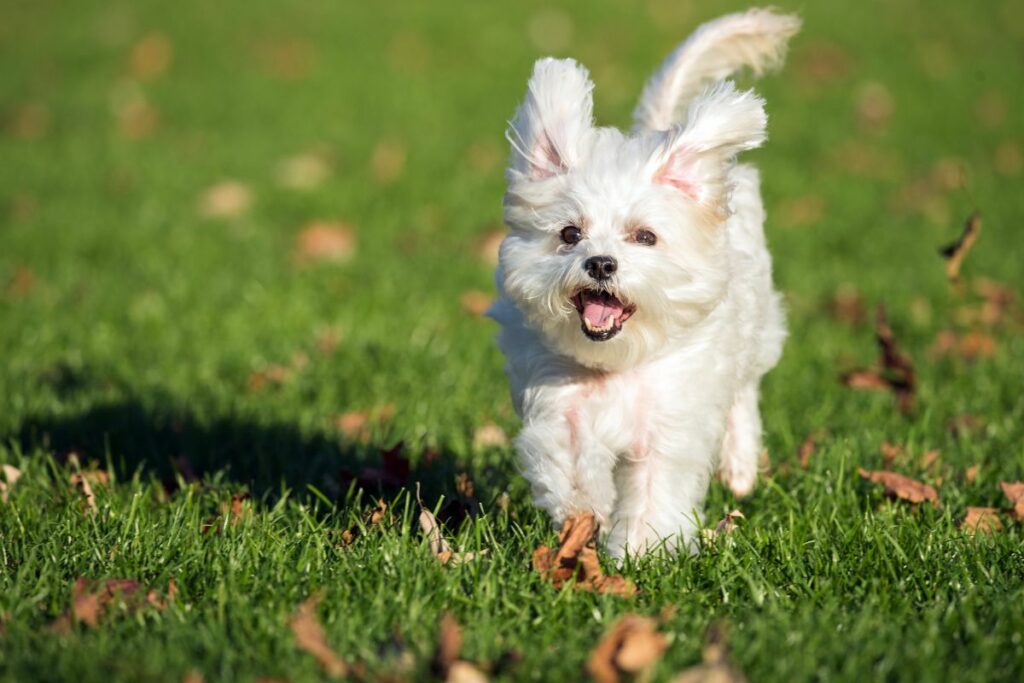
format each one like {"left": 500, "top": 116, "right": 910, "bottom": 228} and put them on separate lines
{"left": 654, "top": 146, "right": 699, "bottom": 200}
{"left": 530, "top": 131, "right": 565, "bottom": 180}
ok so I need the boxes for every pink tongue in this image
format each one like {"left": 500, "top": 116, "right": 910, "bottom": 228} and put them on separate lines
{"left": 582, "top": 293, "right": 624, "bottom": 326}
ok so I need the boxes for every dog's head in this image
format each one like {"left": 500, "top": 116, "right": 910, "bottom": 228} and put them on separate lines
{"left": 497, "top": 58, "right": 767, "bottom": 370}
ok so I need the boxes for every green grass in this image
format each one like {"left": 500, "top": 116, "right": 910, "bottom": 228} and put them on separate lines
{"left": 2, "top": 0, "right": 1023, "bottom": 681}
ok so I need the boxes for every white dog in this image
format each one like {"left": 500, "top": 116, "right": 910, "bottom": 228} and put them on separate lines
{"left": 488, "top": 9, "right": 799, "bottom": 557}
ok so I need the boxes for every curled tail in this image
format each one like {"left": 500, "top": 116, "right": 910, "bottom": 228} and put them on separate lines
{"left": 632, "top": 8, "right": 800, "bottom": 132}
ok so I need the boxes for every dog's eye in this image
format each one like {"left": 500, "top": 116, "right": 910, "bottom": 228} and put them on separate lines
{"left": 634, "top": 228, "right": 658, "bottom": 246}
{"left": 560, "top": 225, "right": 583, "bottom": 245}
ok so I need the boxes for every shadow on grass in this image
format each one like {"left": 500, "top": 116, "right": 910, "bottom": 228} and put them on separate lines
{"left": 10, "top": 400, "right": 489, "bottom": 522}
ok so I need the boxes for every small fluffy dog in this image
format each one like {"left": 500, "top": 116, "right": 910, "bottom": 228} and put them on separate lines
{"left": 489, "top": 9, "right": 800, "bottom": 557}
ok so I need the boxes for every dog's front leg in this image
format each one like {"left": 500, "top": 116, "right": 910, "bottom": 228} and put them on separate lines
{"left": 514, "top": 406, "right": 617, "bottom": 529}
{"left": 605, "top": 432, "right": 716, "bottom": 558}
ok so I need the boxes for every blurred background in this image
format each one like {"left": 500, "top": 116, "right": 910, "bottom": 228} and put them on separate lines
{"left": 1, "top": 0, "right": 1022, "bottom": 482}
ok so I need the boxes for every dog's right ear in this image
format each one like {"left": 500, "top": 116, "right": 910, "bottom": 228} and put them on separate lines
{"left": 507, "top": 58, "right": 594, "bottom": 181}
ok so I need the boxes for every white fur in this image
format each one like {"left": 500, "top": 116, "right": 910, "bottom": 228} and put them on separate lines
{"left": 489, "top": 9, "right": 797, "bottom": 558}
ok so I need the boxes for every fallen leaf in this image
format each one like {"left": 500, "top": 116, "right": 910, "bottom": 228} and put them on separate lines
{"left": 828, "top": 284, "right": 866, "bottom": 325}
{"left": 0, "top": 464, "right": 22, "bottom": 503}
{"left": 857, "top": 82, "right": 893, "bottom": 130}
{"left": 201, "top": 493, "right": 251, "bottom": 534}
{"left": 476, "top": 229, "right": 505, "bottom": 266}
{"left": 959, "top": 507, "right": 1002, "bottom": 535}
{"left": 671, "top": 621, "right": 747, "bottom": 683}
{"left": 334, "top": 404, "right": 395, "bottom": 444}
{"left": 472, "top": 422, "right": 507, "bottom": 449}
{"left": 841, "top": 370, "right": 889, "bottom": 391}
{"left": 276, "top": 151, "right": 330, "bottom": 190}
{"left": 340, "top": 499, "right": 391, "bottom": 546}
{"left": 254, "top": 37, "right": 316, "bottom": 80}
{"left": 858, "top": 468, "right": 940, "bottom": 507}
{"left": 294, "top": 221, "right": 356, "bottom": 263}
{"left": 199, "top": 180, "right": 252, "bottom": 218}
{"left": 798, "top": 432, "right": 822, "bottom": 468}
{"left": 702, "top": 510, "right": 744, "bottom": 545}
{"left": 182, "top": 671, "right": 204, "bottom": 683}
{"left": 880, "top": 441, "right": 906, "bottom": 469}
{"left": 842, "top": 305, "right": 916, "bottom": 414}
{"left": 460, "top": 290, "right": 492, "bottom": 317}
{"left": 939, "top": 212, "right": 981, "bottom": 281}
{"left": 587, "top": 615, "right": 668, "bottom": 683}
{"left": 776, "top": 194, "right": 825, "bottom": 227}
{"left": 919, "top": 449, "right": 941, "bottom": 470}
{"left": 1000, "top": 481, "right": 1024, "bottom": 520}
{"left": 370, "top": 139, "right": 406, "bottom": 184}
{"left": 994, "top": 140, "right": 1022, "bottom": 176}
{"left": 794, "top": 40, "right": 852, "bottom": 88}
{"left": 433, "top": 612, "right": 489, "bottom": 683}
{"left": 130, "top": 33, "right": 173, "bottom": 81}
{"left": 114, "top": 93, "right": 159, "bottom": 139}
{"left": 70, "top": 469, "right": 109, "bottom": 512}
{"left": 948, "top": 414, "right": 984, "bottom": 437}
{"left": 288, "top": 595, "right": 349, "bottom": 678}
{"left": 54, "top": 577, "right": 170, "bottom": 630}
{"left": 957, "top": 331, "right": 997, "bottom": 360}
{"left": 532, "top": 512, "right": 637, "bottom": 596}
{"left": 247, "top": 364, "right": 292, "bottom": 392}
{"left": 974, "top": 90, "right": 1007, "bottom": 128}
{"left": 964, "top": 464, "right": 980, "bottom": 483}
{"left": 5, "top": 266, "right": 36, "bottom": 300}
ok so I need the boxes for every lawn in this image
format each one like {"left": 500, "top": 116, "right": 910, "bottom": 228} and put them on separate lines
{"left": 1, "top": 0, "right": 1023, "bottom": 681}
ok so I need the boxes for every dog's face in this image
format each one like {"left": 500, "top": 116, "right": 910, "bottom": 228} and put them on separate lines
{"left": 498, "top": 59, "right": 767, "bottom": 370}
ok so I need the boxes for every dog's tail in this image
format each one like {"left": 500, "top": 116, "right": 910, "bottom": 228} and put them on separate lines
{"left": 632, "top": 8, "right": 800, "bottom": 132}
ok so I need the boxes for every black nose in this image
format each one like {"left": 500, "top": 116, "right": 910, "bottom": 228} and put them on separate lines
{"left": 584, "top": 255, "right": 617, "bottom": 280}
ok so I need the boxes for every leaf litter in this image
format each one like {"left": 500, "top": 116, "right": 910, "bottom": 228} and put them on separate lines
{"left": 532, "top": 512, "right": 637, "bottom": 596}
{"left": 841, "top": 305, "right": 916, "bottom": 413}
{"left": 858, "top": 468, "right": 940, "bottom": 507}
{"left": 587, "top": 614, "right": 668, "bottom": 683}
{"left": 288, "top": 595, "right": 350, "bottom": 679}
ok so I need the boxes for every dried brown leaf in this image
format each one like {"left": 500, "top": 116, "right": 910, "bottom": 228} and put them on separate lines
{"left": 532, "top": 512, "right": 637, "bottom": 596}
{"left": 294, "top": 221, "right": 356, "bottom": 264}
{"left": 879, "top": 442, "right": 906, "bottom": 468}
{"left": 371, "top": 139, "right": 406, "bottom": 184}
{"left": 939, "top": 212, "right": 981, "bottom": 281}
{"left": 69, "top": 469, "right": 108, "bottom": 512}
{"left": 199, "top": 180, "right": 251, "bottom": 218}
{"left": 960, "top": 507, "right": 1002, "bottom": 535}
{"left": 964, "top": 464, "right": 980, "bottom": 483}
{"left": 587, "top": 615, "right": 667, "bottom": 683}
{"left": 671, "top": 622, "right": 748, "bottom": 683}
{"left": 858, "top": 468, "right": 940, "bottom": 507}
{"left": 828, "top": 284, "right": 866, "bottom": 325}
{"left": 472, "top": 422, "right": 507, "bottom": 449}
{"left": 460, "top": 290, "right": 492, "bottom": 317}
{"left": 130, "top": 33, "right": 173, "bottom": 81}
{"left": 1000, "top": 481, "right": 1024, "bottom": 520}
{"left": 289, "top": 595, "right": 348, "bottom": 678}
{"left": 841, "top": 370, "right": 889, "bottom": 391}
{"left": 919, "top": 449, "right": 941, "bottom": 470}
{"left": 798, "top": 432, "right": 820, "bottom": 468}
{"left": 0, "top": 464, "right": 22, "bottom": 503}
{"left": 476, "top": 229, "right": 505, "bottom": 266}
{"left": 434, "top": 612, "right": 489, "bottom": 682}
{"left": 276, "top": 151, "right": 330, "bottom": 190}
{"left": 702, "top": 510, "right": 744, "bottom": 544}
{"left": 5, "top": 267, "right": 36, "bottom": 300}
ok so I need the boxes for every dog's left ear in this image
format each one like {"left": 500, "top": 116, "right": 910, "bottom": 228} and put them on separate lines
{"left": 650, "top": 81, "right": 766, "bottom": 209}
{"left": 507, "top": 58, "right": 594, "bottom": 181}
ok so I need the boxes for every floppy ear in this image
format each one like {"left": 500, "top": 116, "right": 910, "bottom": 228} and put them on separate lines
{"left": 507, "top": 58, "right": 594, "bottom": 180}
{"left": 651, "top": 81, "right": 766, "bottom": 208}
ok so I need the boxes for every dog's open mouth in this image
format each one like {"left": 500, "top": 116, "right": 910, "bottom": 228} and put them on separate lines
{"left": 571, "top": 289, "right": 637, "bottom": 341}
